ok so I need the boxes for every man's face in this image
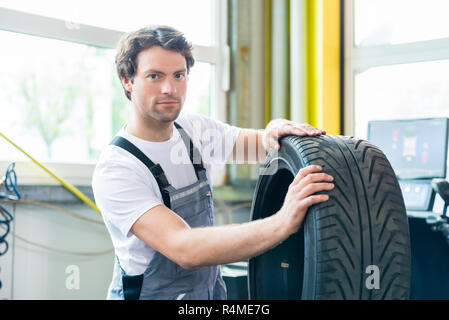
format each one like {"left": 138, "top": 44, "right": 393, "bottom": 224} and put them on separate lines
{"left": 123, "top": 46, "right": 188, "bottom": 123}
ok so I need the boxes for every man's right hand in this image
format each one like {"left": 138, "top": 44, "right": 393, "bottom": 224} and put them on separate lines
{"left": 277, "top": 165, "right": 334, "bottom": 237}
{"left": 131, "top": 164, "right": 334, "bottom": 269}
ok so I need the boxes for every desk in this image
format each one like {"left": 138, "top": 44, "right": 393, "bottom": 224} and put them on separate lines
{"left": 407, "top": 210, "right": 441, "bottom": 219}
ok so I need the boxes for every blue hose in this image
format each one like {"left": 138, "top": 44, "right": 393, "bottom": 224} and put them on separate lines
{"left": 0, "top": 162, "right": 21, "bottom": 256}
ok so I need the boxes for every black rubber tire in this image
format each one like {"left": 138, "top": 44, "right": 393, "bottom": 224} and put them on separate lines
{"left": 248, "top": 135, "right": 411, "bottom": 300}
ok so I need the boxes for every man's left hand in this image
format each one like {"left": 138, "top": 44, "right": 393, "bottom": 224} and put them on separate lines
{"left": 262, "top": 119, "right": 326, "bottom": 151}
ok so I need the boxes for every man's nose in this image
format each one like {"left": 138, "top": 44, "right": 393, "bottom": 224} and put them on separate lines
{"left": 161, "top": 78, "right": 176, "bottom": 95}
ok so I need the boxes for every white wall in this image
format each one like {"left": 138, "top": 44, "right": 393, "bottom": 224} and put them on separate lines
{"left": 0, "top": 201, "right": 114, "bottom": 300}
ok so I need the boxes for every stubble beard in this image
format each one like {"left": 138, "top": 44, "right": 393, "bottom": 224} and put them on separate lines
{"left": 150, "top": 102, "right": 183, "bottom": 123}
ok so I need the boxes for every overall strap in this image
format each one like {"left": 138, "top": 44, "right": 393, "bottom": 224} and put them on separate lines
{"left": 173, "top": 122, "right": 205, "bottom": 179}
{"left": 110, "top": 136, "right": 172, "bottom": 208}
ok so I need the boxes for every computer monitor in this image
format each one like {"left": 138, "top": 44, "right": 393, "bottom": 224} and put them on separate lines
{"left": 367, "top": 118, "right": 449, "bottom": 180}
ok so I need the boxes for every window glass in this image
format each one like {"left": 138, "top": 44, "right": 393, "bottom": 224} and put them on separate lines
{"left": 355, "top": 0, "right": 449, "bottom": 46}
{"left": 184, "top": 62, "right": 212, "bottom": 117}
{"left": 0, "top": 30, "right": 212, "bottom": 162}
{"left": 354, "top": 59, "right": 449, "bottom": 139}
{"left": 0, "top": 0, "right": 213, "bottom": 46}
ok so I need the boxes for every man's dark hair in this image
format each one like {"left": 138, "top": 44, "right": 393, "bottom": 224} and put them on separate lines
{"left": 115, "top": 25, "right": 195, "bottom": 100}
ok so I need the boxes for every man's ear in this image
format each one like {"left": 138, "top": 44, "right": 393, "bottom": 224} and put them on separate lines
{"left": 121, "top": 76, "right": 133, "bottom": 94}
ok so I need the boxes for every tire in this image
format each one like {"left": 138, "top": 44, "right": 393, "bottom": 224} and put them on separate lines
{"left": 248, "top": 135, "right": 411, "bottom": 300}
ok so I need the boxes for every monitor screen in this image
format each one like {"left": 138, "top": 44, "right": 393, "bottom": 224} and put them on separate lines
{"left": 367, "top": 118, "right": 449, "bottom": 179}
{"left": 398, "top": 180, "right": 435, "bottom": 211}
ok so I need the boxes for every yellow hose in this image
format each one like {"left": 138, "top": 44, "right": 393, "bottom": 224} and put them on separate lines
{"left": 0, "top": 131, "right": 101, "bottom": 215}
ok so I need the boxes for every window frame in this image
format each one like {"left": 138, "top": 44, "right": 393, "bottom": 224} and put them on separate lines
{"left": 0, "top": 2, "right": 230, "bottom": 185}
{"left": 344, "top": 0, "right": 449, "bottom": 136}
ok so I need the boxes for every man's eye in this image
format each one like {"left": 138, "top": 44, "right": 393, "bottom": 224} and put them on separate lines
{"left": 175, "top": 73, "right": 185, "bottom": 80}
{"left": 149, "top": 74, "right": 159, "bottom": 79}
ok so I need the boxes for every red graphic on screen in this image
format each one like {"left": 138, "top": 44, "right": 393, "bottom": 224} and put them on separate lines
{"left": 421, "top": 151, "right": 428, "bottom": 164}
{"left": 392, "top": 129, "right": 399, "bottom": 142}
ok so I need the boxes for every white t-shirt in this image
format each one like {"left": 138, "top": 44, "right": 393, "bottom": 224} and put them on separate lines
{"left": 92, "top": 112, "right": 241, "bottom": 275}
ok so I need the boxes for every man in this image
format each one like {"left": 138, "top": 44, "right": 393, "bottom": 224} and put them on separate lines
{"left": 92, "top": 25, "right": 334, "bottom": 300}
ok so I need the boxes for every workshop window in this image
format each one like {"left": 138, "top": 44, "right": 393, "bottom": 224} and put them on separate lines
{"left": 344, "top": 0, "right": 449, "bottom": 138}
{"left": 0, "top": 30, "right": 213, "bottom": 163}
{"left": 0, "top": 1, "right": 228, "bottom": 182}
{"left": 0, "top": 0, "right": 214, "bottom": 46}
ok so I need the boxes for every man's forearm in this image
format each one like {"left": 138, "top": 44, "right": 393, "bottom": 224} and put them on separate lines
{"left": 173, "top": 213, "right": 286, "bottom": 269}
{"left": 230, "top": 129, "right": 268, "bottom": 164}
{"left": 229, "top": 120, "right": 326, "bottom": 164}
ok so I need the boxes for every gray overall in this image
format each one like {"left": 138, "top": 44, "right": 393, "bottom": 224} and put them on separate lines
{"left": 107, "top": 122, "right": 227, "bottom": 300}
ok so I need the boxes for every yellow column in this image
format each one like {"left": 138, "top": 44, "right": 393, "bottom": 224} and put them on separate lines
{"left": 305, "top": 0, "right": 341, "bottom": 134}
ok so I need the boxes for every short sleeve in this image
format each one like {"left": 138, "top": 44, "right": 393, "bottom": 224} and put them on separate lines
{"left": 92, "top": 157, "right": 163, "bottom": 237}
{"left": 182, "top": 113, "right": 241, "bottom": 169}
